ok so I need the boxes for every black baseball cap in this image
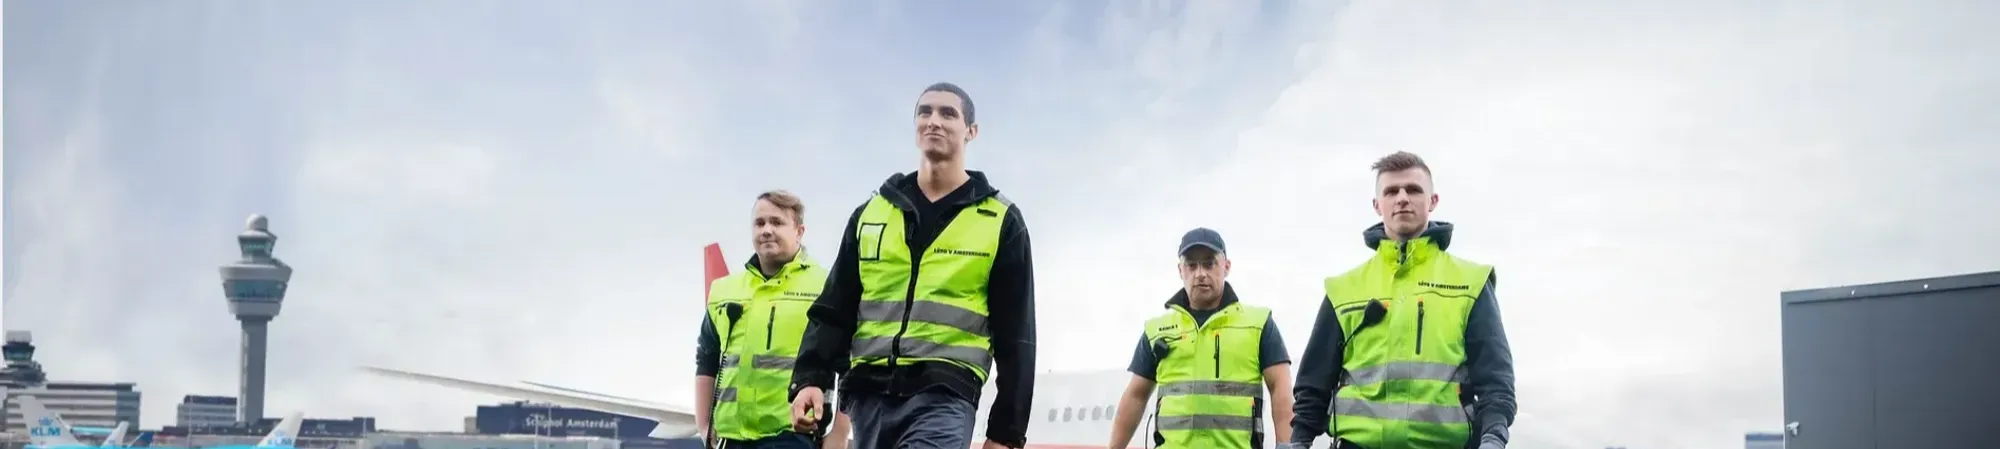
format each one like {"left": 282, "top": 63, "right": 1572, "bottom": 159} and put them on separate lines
{"left": 1178, "top": 227, "right": 1227, "bottom": 257}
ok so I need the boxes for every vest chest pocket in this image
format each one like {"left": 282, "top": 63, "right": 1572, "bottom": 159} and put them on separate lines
{"left": 1151, "top": 330, "right": 1193, "bottom": 360}
{"left": 1332, "top": 296, "right": 1409, "bottom": 364}
{"left": 1408, "top": 290, "right": 1475, "bottom": 359}
{"left": 765, "top": 296, "right": 815, "bottom": 351}
{"left": 1211, "top": 325, "right": 1263, "bottom": 377}
{"left": 1148, "top": 329, "right": 1202, "bottom": 379}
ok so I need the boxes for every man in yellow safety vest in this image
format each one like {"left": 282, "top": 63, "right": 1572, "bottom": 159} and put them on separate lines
{"left": 787, "top": 82, "right": 1038, "bottom": 449}
{"left": 1288, "top": 152, "right": 1517, "bottom": 449}
{"left": 1107, "top": 228, "right": 1295, "bottom": 449}
{"left": 697, "top": 190, "right": 852, "bottom": 449}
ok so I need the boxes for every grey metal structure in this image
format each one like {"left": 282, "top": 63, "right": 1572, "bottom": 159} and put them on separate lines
{"left": 219, "top": 214, "right": 293, "bottom": 424}
{"left": 1780, "top": 270, "right": 2000, "bottom": 449}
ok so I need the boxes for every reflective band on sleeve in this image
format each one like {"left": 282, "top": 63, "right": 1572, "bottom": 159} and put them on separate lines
{"left": 1155, "top": 414, "right": 1260, "bottom": 431}
{"left": 716, "top": 387, "right": 737, "bottom": 402}
{"left": 856, "top": 299, "right": 991, "bottom": 337}
{"left": 1340, "top": 361, "right": 1466, "bottom": 386}
{"left": 850, "top": 336, "right": 994, "bottom": 368}
{"left": 719, "top": 354, "right": 797, "bottom": 370}
{"left": 1158, "top": 380, "right": 1263, "bottom": 398}
{"left": 1332, "top": 397, "right": 1469, "bottom": 424}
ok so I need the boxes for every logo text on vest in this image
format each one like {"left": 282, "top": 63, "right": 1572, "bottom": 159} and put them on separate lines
{"left": 1416, "top": 281, "right": 1468, "bottom": 290}
{"left": 934, "top": 248, "right": 991, "bottom": 257}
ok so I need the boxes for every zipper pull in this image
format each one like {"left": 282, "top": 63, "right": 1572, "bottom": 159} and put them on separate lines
{"left": 1212, "top": 333, "right": 1221, "bottom": 378}
{"left": 1415, "top": 297, "right": 1426, "bottom": 355}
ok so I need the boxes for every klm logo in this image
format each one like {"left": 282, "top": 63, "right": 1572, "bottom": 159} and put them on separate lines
{"left": 29, "top": 417, "right": 62, "bottom": 438}
{"left": 269, "top": 432, "right": 295, "bottom": 447}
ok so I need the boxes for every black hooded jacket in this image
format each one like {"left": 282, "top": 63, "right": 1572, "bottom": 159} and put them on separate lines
{"left": 789, "top": 170, "right": 1038, "bottom": 448}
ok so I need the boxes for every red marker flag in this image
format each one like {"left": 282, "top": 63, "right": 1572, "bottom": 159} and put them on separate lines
{"left": 703, "top": 242, "right": 729, "bottom": 300}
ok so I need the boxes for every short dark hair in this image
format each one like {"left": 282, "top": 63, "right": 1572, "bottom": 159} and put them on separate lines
{"left": 1370, "top": 151, "right": 1432, "bottom": 177}
{"left": 921, "top": 82, "right": 976, "bottom": 125}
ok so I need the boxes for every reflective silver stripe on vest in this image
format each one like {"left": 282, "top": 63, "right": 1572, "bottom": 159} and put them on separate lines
{"left": 716, "top": 387, "right": 737, "bottom": 402}
{"left": 850, "top": 336, "right": 993, "bottom": 370}
{"left": 720, "top": 354, "right": 797, "bottom": 370}
{"left": 1158, "top": 380, "right": 1263, "bottom": 398}
{"left": 1332, "top": 397, "right": 1469, "bottom": 424}
{"left": 1341, "top": 361, "right": 1466, "bottom": 386}
{"left": 1155, "top": 414, "right": 1259, "bottom": 431}
{"left": 856, "top": 299, "right": 991, "bottom": 337}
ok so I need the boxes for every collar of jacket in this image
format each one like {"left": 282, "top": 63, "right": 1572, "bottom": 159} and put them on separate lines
{"left": 1164, "top": 282, "right": 1241, "bottom": 311}
{"left": 744, "top": 248, "right": 814, "bottom": 281}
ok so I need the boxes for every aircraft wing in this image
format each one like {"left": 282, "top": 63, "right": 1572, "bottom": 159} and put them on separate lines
{"left": 360, "top": 243, "right": 724, "bottom": 440}
{"left": 358, "top": 366, "right": 699, "bottom": 438}
{"left": 517, "top": 381, "right": 670, "bottom": 407}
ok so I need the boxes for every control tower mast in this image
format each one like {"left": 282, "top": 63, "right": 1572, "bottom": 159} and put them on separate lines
{"left": 219, "top": 214, "right": 292, "bottom": 424}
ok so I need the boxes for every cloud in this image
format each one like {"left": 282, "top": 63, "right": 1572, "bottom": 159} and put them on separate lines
{"left": 6, "top": 1, "right": 1999, "bottom": 448}
{"left": 1042, "top": 0, "right": 2000, "bottom": 447}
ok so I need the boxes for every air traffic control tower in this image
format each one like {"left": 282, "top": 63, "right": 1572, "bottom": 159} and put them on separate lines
{"left": 219, "top": 214, "right": 292, "bottom": 424}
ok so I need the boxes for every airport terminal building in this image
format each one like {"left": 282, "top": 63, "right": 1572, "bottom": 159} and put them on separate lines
{"left": 469, "top": 401, "right": 693, "bottom": 449}
{"left": 0, "top": 326, "right": 694, "bottom": 449}
{"left": 0, "top": 331, "right": 143, "bottom": 433}
{"left": 176, "top": 395, "right": 241, "bottom": 427}
{"left": 149, "top": 400, "right": 694, "bottom": 449}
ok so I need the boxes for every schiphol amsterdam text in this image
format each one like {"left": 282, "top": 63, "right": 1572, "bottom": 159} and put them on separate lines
{"left": 522, "top": 415, "right": 621, "bottom": 430}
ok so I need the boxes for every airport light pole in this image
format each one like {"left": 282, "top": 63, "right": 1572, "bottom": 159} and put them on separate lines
{"left": 220, "top": 214, "right": 293, "bottom": 424}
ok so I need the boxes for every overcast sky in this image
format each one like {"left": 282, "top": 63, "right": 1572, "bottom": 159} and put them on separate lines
{"left": 5, "top": 0, "right": 1998, "bottom": 447}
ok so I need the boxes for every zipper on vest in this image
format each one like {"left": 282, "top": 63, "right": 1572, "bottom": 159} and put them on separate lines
{"left": 765, "top": 304, "right": 777, "bottom": 350}
{"left": 890, "top": 209, "right": 922, "bottom": 369}
{"left": 1415, "top": 298, "right": 1426, "bottom": 355}
{"left": 1212, "top": 333, "right": 1221, "bottom": 378}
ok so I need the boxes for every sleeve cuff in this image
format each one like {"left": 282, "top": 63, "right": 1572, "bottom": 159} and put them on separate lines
{"left": 787, "top": 374, "right": 832, "bottom": 402}
{"left": 985, "top": 431, "right": 1025, "bottom": 449}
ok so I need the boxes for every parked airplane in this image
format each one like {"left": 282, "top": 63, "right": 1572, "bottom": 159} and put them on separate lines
{"left": 183, "top": 411, "right": 304, "bottom": 449}
{"left": 246, "top": 412, "right": 305, "bottom": 449}
{"left": 14, "top": 401, "right": 143, "bottom": 448}
{"left": 19, "top": 395, "right": 302, "bottom": 449}
{"left": 53, "top": 420, "right": 148, "bottom": 447}
{"left": 96, "top": 422, "right": 129, "bottom": 447}
{"left": 19, "top": 395, "right": 86, "bottom": 449}
{"left": 65, "top": 422, "right": 129, "bottom": 447}
{"left": 128, "top": 431, "right": 155, "bottom": 448}
{"left": 362, "top": 243, "right": 1312, "bottom": 448}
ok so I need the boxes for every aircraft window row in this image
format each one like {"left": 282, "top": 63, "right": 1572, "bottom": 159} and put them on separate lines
{"left": 1048, "top": 404, "right": 1117, "bottom": 422}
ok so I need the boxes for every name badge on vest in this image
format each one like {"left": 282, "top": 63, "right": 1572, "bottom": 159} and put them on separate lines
{"left": 857, "top": 222, "right": 887, "bottom": 261}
